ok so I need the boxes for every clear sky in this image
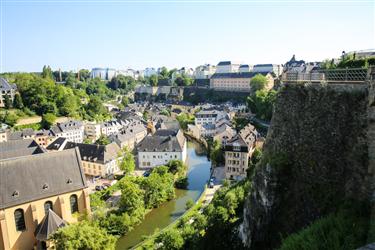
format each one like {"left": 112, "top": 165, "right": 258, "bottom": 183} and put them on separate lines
{"left": 1, "top": 0, "right": 374, "bottom": 72}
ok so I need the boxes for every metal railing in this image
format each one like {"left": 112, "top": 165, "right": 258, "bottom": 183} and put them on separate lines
{"left": 282, "top": 67, "right": 373, "bottom": 84}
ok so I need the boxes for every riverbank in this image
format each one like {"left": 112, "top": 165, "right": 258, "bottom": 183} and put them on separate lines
{"left": 115, "top": 141, "right": 211, "bottom": 249}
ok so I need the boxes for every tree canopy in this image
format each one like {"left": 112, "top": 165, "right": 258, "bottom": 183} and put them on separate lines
{"left": 250, "top": 74, "right": 268, "bottom": 92}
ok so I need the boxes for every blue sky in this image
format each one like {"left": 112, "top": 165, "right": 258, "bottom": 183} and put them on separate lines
{"left": 1, "top": 0, "right": 374, "bottom": 72}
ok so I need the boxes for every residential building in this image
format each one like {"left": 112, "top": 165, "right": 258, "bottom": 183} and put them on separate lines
{"left": 109, "top": 121, "right": 147, "bottom": 150}
{"left": 34, "top": 130, "right": 56, "bottom": 147}
{"left": 6, "top": 128, "right": 35, "bottom": 141}
{"left": 84, "top": 122, "right": 101, "bottom": 141}
{"left": 195, "top": 110, "right": 226, "bottom": 126}
{"left": 210, "top": 72, "right": 274, "bottom": 93}
{"left": 0, "top": 139, "right": 45, "bottom": 160}
{"left": 91, "top": 68, "right": 116, "bottom": 80}
{"left": 137, "top": 129, "right": 187, "bottom": 169}
{"left": 253, "top": 64, "right": 282, "bottom": 76}
{"left": 0, "top": 78, "right": 17, "bottom": 108}
{"left": 100, "top": 119, "right": 128, "bottom": 137}
{"left": 283, "top": 55, "right": 306, "bottom": 73}
{"left": 213, "top": 123, "right": 237, "bottom": 145}
{"left": 216, "top": 61, "right": 240, "bottom": 73}
{"left": 47, "top": 138, "right": 122, "bottom": 178}
{"left": 239, "top": 64, "right": 252, "bottom": 73}
{"left": 0, "top": 148, "right": 90, "bottom": 250}
{"left": 224, "top": 124, "right": 258, "bottom": 180}
{"left": 194, "top": 64, "right": 216, "bottom": 79}
{"left": 50, "top": 120, "right": 84, "bottom": 143}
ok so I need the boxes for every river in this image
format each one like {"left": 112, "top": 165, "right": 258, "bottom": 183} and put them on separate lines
{"left": 116, "top": 140, "right": 211, "bottom": 249}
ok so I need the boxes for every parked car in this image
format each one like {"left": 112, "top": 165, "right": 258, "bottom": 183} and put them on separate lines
{"left": 143, "top": 170, "right": 151, "bottom": 177}
{"left": 95, "top": 185, "right": 105, "bottom": 191}
{"left": 209, "top": 181, "right": 214, "bottom": 188}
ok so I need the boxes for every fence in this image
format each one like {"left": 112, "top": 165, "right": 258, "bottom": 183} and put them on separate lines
{"left": 282, "top": 67, "right": 373, "bottom": 84}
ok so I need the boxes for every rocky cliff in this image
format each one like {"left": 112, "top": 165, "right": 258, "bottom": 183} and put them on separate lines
{"left": 240, "top": 82, "right": 374, "bottom": 249}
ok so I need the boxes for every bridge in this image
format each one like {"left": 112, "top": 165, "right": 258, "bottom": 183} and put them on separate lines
{"left": 281, "top": 67, "right": 375, "bottom": 84}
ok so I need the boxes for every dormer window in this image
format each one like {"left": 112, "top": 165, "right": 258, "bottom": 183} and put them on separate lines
{"left": 67, "top": 178, "right": 73, "bottom": 184}
{"left": 42, "top": 183, "right": 49, "bottom": 190}
{"left": 12, "top": 190, "right": 19, "bottom": 197}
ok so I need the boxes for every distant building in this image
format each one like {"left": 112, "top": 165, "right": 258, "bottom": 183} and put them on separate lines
{"left": 194, "top": 64, "right": 216, "bottom": 79}
{"left": 143, "top": 68, "right": 158, "bottom": 77}
{"left": 137, "top": 129, "right": 187, "bottom": 169}
{"left": 239, "top": 64, "right": 252, "bottom": 73}
{"left": 210, "top": 72, "right": 274, "bottom": 93}
{"left": 216, "top": 61, "right": 240, "bottom": 73}
{"left": 91, "top": 68, "right": 116, "bottom": 80}
{"left": 253, "top": 64, "right": 282, "bottom": 76}
{"left": 224, "top": 124, "right": 258, "bottom": 179}
{"left": 50, "top": 120, "right": 84, "bottom": 143}
{"left": 0, "top": 78, "right": 17, "bottom": 108}
{"left": 100, "top": 119, "right": 128, "bottom": 137}
{"left": 195, "top": 110, "right": 226, "bottom": 126}
{"left": 84, "top": 122, "right": 101, "bottom": 141}
{"left": 283, "top": 55, "right": 306, "bottom": 73}
{"left": 109, "top": 120, "right": 147, "bottom": 150}
{"left": 0, "top": 148, "right": 90, "bottom": 250}
{"left": 47, "top": 138, "right": 122, "bottom": 178}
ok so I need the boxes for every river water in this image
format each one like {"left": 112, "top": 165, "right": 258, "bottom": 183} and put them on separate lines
{"left": 116, "top": 140, "right": 211, "bottom": 249}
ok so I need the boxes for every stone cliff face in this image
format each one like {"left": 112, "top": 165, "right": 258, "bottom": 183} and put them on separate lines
{"left": 240, "top": 82, "right": 373, "bottom": 249}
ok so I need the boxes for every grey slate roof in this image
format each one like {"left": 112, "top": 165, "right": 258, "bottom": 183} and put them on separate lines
{"left": 225, "top": 124, "right": 258, "bottom": 151}
{"left": 0, "top": 148, "right": 87, "bottom": 209}
{"left": 35, "top": 209, "right": 66, "bottom": 241}
{"left": 211, "top": 72, "right": 269, "bottom": 79}
{"left": 217, "top": 61, "right": 231, "bottom": 66}
{"left": 63, "top": 141, "right": 120, "bottom": 164}
{"left": 137, "top": 129, "right": 185, "bottom": 152}
{"left": 7, "top": 128, "right": 35, "bottom": 140}
{"left": 46, "top": 137, "right": 68, "bottom": 151}
{"left": 0, "top": 139, "right": 45, "bottom": 160}
{"left": 0, "top": 77, "right": 17, "bottom": 91}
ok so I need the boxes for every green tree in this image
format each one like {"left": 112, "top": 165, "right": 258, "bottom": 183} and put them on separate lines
{"left": 95, "top": 135, "right": 110, "bottom": 145}
{"left": 41, "top": 113, "right": 56, "bottom": 129}
{"left": 155, "top": 228, "right": 184, "bottom": 250}
{"left": 185, "top": 199, "right": 194, "bottom": 210}
{"left": 250, "top": 74, "right": 268, "bottom": 92}
{"left": 41, "top": 65, "right": 53, "bottom": 79}
{"left": 121, "top": 96, "right": 129, "bottom": 107}
{"left": 150, "top": 75, "right": 158, "bottom": 86}
{"left": 52, "top": 221, "right": 116, "bottom": 250}
{"left": 247, "top": 89, "right": 277, "bottom": 121}
{"left": 159, "top": 67, "right": 169, "bottom": 79}
{"left": 3, "top": 95, "right": 12, "bottom": 109}
{"left": 4, "top": 112, "right": 18, "bottom": 126}
{"left": 166, "top": 160, "right": 185, "bottom": 175}
{"left": 13, "top": 93, "right": 24, "bottom": 109}
{"left": 118, "top": 147, "right": 135, "bottom": 175}
{"left": 85, "top": 96, "right": 108, "bottom": 120}
{"left": 210, "top": 140, "right": 225, "bottom": 166}
{"left": 119, "top": 180, "right": 145, "bottom": 215}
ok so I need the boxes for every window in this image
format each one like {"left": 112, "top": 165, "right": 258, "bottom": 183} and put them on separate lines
{"left": 44, "top": 201, "right": 53, "bottom": 215}
{"left": 14, "top": 209, "right": 26, "bottom": 231}
{"left": 70, "top": 195, "right": 79, "bottom": 214}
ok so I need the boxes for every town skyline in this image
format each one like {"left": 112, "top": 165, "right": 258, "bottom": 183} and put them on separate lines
{"left": 1, "top": 0, "right": 374, "bottom": 72}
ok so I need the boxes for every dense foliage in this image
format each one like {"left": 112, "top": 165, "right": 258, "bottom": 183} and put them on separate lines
{"left": 118, "top": 147, "right": 136, "bottom": 175}
{"left": 250, "top": 74, "right": 268, "bottom": 92}
{"left": 247, "top": 89, "right": 277, "bottom": 121}
{"left": 176, "top": 113, "right": 195, "bottom": 130}
{"left": 52, "top": 220, "right": 117, "bottom": 250}
{"left": 321, "top": 54, "right": 375, "bottom": 69}
{"left": 1, "top": 67, "right": 137, "bottom": 126}
{"left": 279, "top": 201, "right": 371, "bottom": 250}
